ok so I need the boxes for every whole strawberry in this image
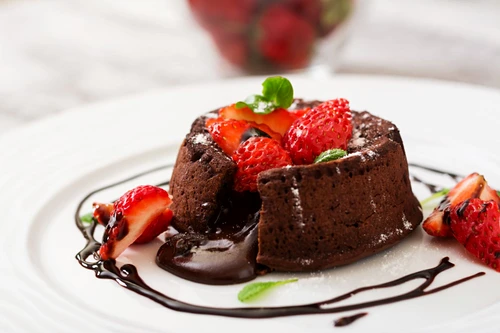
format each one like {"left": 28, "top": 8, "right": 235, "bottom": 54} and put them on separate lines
{"left": 232, "top": 137, "right": 292, "bottom": 192}
{"left": 283, "top": 98, "right": 352, "bottom": 165}
{"left": 255, "top": 4, "right": 315, "bottom": 69}
{"left": 449, "top": 198, "right": 500, "bottom": 271}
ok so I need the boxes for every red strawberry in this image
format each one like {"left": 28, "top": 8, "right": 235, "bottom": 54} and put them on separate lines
{"left": 188, "top": 0, "right": 257, "bottom": 35}
{"left": 207, "top": 118, "right": 282, "bottom": 156}
{"left": 255, "top": 4, "right": 315, "bottom": 69}
{"left": 449, "top": 199, "right": 500, "bottom": 271}
{"left": 422, "top": 173, "right": 500, "bottom": 237}
{"left": 134, "top": 209, "right": 174, "bottom": 244}
{"left": 93, "top": 202, "right": 114, "bottom": 226}
{"left": 219, "top": 104, "right": 300, "bottom": 136}
{"left": 232, "top": 137, "right": 292, "bottom": 192}
{"left": 282, "top": 98, "right": 352, "bottom": 165}
{"left": 93, "top": 200, "right": 173, "bottom": 244}
{"left": 99, "top": 185, "right": 172, "bottom": 260}
{"left": 211, "top": 32, "right": 249, "bottom": 67}
{"left": 287, "top": 0, "right": 321, "bottom": 26}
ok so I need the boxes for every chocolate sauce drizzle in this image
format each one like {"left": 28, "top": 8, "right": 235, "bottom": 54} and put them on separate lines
{"left": 334, "top": 312, "right": 368, "bottom": 327}
{"left": 409, "top": 163, "right": 462, "bottom": 194}
{"left": 75, "top": 163, "right": 485, "bottom": 322}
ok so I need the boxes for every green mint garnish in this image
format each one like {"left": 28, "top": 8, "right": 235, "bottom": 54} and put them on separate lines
{"left": 80, "top": 212, "right": 94, "bottom": 224}
{"left": 261, "top": 76, "right": 294, "bottom": 109}
{"left": 314, "top": 149, "right": 347, "bottom": 164}
{"left": 419, "top": 188, "right": 450, "bottom": 207}
{"left": 237, "top": 95, "right": 276, "bottom": 114}
{"left": 236, "top": 76, "right": 294, "bottom": 114}
{"left": 497, "top": 190, "right": 500, "bottom": 197}
{"left": 237, "top": 278, "right": 298, "bottom": 303}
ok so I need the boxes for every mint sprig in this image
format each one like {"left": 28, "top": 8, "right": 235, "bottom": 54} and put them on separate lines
{"left": 80, "top": 212, "right": 94, "bottom": 224}
{"left": 419, "top": 188, "right": 450, "bottom": 207}
{"left": 237, "top": 278, "right": 298, "bottom": 303}
{"left": 236, "top": 76, "right": 294, "bottom": 114}
{"left": 314, "top": 149, "right": 347, "bottom": 164}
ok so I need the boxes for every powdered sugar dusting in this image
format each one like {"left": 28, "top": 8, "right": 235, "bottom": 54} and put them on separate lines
{"left": 298, "top": 258, "right": 313, "bottom": 266}
{"left": 204, "top": 112, "right": 219, "bottom": 119}
{"left": 351, "top": 128, "right": 366, "bottom": 148}
{"left": 402, "top": 213, "right": 412, "bottom": 230}
{"left": 378, "top": 234, "right": 388, "bottom": 243}
{"left": 366, "top": 149, "right": 377, "bottom": 159}
{"left": 191, "top": 133, "right": 210, "bottom": 145}
{"left": 291, "top": 176, "right": 305, "bottom": 228}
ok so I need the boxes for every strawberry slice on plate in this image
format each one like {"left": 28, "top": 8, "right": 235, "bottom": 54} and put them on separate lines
{"left": 98, "top": 185, "right": 172, "bottom": 260}
{"left": 422, "top": 173, "right": 500, "bottom": 237}
{"left": 449, "top": 198, "right": 500, "bottom": 271}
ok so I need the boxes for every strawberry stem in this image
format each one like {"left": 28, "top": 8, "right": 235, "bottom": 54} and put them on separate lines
{"left": 420, "top": 188, "right": 450, "bottom": 207}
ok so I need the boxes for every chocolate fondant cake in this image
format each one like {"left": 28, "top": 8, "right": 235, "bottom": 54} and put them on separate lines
{"left": 169, "top": 100, "right": 423, "bottom": 272}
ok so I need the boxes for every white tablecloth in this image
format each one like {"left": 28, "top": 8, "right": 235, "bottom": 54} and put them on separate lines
{"left": 1, "top": 0, "right": 499, "bottom": 136}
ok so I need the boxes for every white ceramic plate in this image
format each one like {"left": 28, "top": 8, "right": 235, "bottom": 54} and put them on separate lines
{"left": 1, "top": 75, "right": 500, "bottom": 333}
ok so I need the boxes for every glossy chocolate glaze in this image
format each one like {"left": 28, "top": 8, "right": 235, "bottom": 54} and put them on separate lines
{"left": 334, "top": 312, "right": 368, "bottom": 327}
{"left": 75, "top": 163, "right": 485, "bottom": 322}
{"left": 156, "top": 192, "right": 267, "bottom": 285}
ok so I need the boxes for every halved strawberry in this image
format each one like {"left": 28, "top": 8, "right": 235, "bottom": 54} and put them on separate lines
{"left": 219, "top": 104, "right": 300, "bottom": 136}
{"left": 481, "top": 184, "right": 500, "bottom": 202}
{"left": 134, "top": 209, "right": 174, "bottom": 244}
{"left": 206, "top": 118, "right": 281, "bottom": 156}
{"left": 422, "top": 173, "right": 497, "bottom": 237}
{"left": 93, "top": 200, "right": 173, "bottom": 244}
{"left": 449, "top": 199, "right": 500, "bottom": 271}
{"left": 98, "top": 185, "right": 172, "bottom": 260}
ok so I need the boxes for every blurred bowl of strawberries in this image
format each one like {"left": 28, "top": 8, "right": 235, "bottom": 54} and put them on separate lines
{"left": 188, "top": 0, "right": 359, "bottom": 74}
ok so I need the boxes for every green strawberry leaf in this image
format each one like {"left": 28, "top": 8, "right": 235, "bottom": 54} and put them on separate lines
{"left": 236, "top": 95, "right": 276, "bottom": 114}
{"left": 314, "top": 149, "right": 347, "bottom": 163}
{"left": 419, "top": 188, "right": 450, "bottom": 207}
{"left": 497, "top": 190, "right": 500, "bottom": 197}
{"left": 261, "top": 76, "right": 294, "bottom": 109}
{"left": 80, "top": 212, "right": 94, "bottom": 224}
{"left": 238, "top": 278, "right": 298, "bottom": 303}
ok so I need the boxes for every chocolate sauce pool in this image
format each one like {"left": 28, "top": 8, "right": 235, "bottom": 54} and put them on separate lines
{"left": 75, "top": 163, "right": 485, "bottom": 322}
{"left": 157, "top": 192, "right": 267, "bottom": 285}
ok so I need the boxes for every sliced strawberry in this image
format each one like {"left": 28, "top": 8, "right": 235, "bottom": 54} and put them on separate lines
{"left": 422, "top": 173, "right": 487, "bottom": 237}
{"left": 206, "top": 118, "right": 282, "bottom": 156}
{"left": 219, "top": 104, "right": 299, "bottom": 136}
{"left": 92, "top": 202, "right": 114, "bottom": 226}
{"left": 205, "top": 116, "right": 222, "bottom": 128}
{"left": 450, "top": 199, "right": 500, "bottom": 271}
{"left": 134, "top": 209, "right": 173, "bottom": 244}
{"left": 480, "top": 184, "right": 500, "bottom": 203}
{"left": 98, "top": 185, "right": 172, "bottom": 260}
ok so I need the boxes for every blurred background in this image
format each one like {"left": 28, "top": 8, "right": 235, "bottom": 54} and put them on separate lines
{"left": 1, "top": 0, "right": 499, "bottom": 135}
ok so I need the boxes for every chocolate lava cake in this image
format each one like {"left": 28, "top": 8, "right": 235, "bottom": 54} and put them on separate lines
{"left": 169, "top": 100, "right": 423, "bottom": 272}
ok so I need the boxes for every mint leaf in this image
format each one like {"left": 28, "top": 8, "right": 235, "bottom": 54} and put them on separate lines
{"left": 80, "top": 212, "right": 94, "bottom": 224}
{"left": 314, "top": 149, "right": 347, "bottom": 163}
{"left": 261, "top": 76, "right": 294, "bottom": 109}
{"left": 235, "top": 101, "right": 249, "bottom": 109}
{"left": 238, "top": 278, "right": 298, "bottom": 303}
{"left": 420, "top": 188, "right": 450, "bottom": 207}
{"left": 237, "top": 76, "right": 294, "bottom": 114}
{"left": 497, "top": 190, "right": 500, "bottom": 197}
{"left": 237, "top": 95, "right": 276, "bottom": 114}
